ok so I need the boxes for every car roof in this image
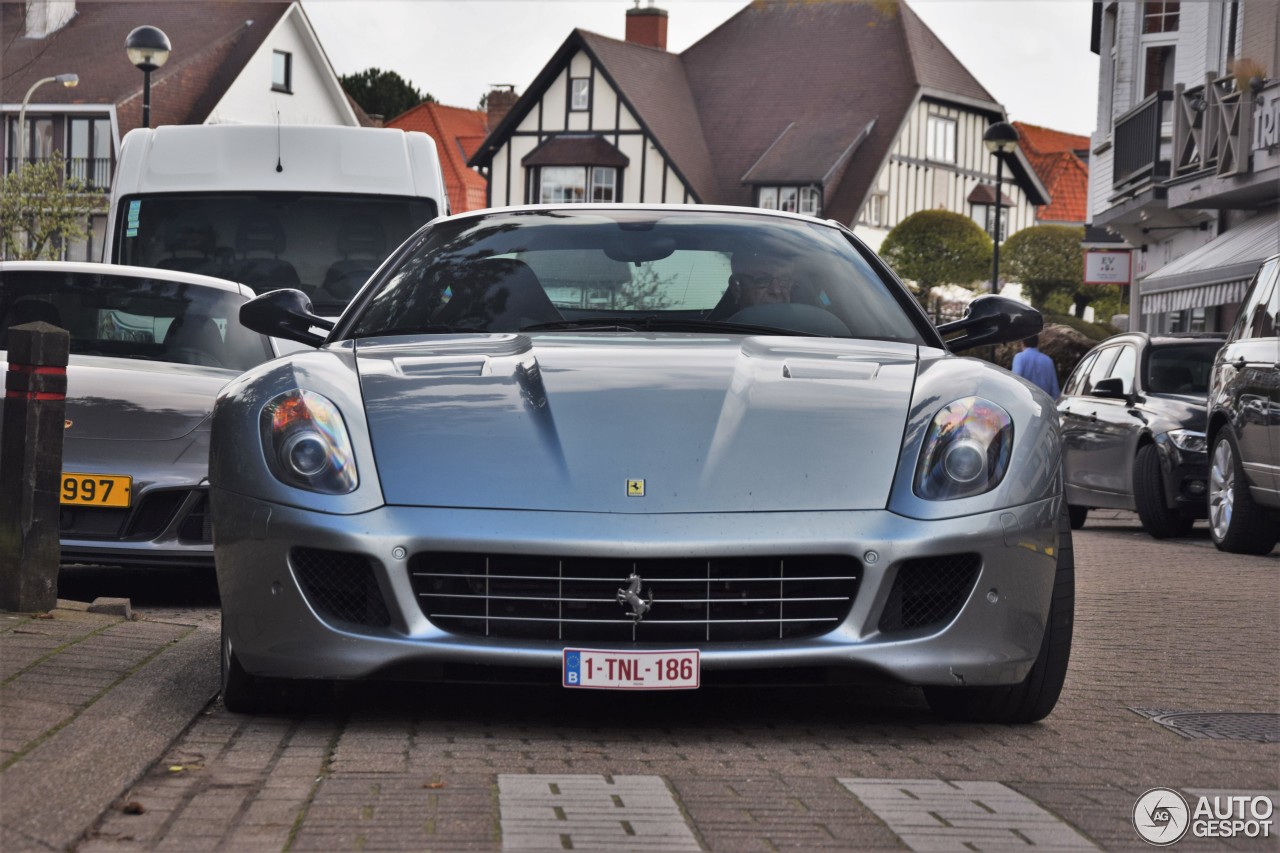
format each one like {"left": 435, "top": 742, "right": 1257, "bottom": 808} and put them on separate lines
{"left": 0, "top": 260, "right": 251, "bottom": 297}
{"left": 433, "top": 202, "right": 842, "bottom": 229}
{"left": 1089, "top": 331, "right": 1226, "bottom": 350}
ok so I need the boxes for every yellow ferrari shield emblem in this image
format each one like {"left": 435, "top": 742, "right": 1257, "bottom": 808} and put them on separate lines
{"left": 626, "top": 479, "right": 645, "bottom": 497}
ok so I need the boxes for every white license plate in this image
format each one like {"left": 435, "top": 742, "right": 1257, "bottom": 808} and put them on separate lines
{"left": 562, "top": 648, "right": 700, "bottom": 690}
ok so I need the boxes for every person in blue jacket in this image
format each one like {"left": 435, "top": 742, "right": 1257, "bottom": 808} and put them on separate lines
{"left": 1011, "top": 335, "right": 1060, "bottom": 399}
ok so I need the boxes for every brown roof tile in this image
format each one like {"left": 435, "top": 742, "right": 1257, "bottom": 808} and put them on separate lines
{"left": 2, "top": 1, "right": 289, "bottom": 135}
{"left": 388, "top": 100, "right": 489, "bottom": 213}
{"left": 1014, "top": 121, "right": 1090, "bottom": 224}
{"left": 523, "top": 134, "right": 630, "bottom": 168}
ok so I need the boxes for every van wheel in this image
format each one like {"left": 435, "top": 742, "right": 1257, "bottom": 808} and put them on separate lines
{"left": 1134, "top": 444, "right": 1194, "bottom": 539}
{"left": 1067, "top": 505, "right": 1088, "bottom": 530}
{"left": 1209, "top": 428, "right": 1280, "bottom": 555}
{"left": 924, "top": 504, "right": 1073, "bottom": 724}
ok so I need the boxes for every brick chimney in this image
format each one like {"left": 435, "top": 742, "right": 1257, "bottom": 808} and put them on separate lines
{"left": 486, "top": 85, "right": 519, "bottom": 132}
{"left": 625, "top": 0, "right": 668, "bottom": 51}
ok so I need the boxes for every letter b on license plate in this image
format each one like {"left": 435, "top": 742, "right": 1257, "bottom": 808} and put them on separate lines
{"left": 563, "top": 648, "right": 699, "bottom": 690}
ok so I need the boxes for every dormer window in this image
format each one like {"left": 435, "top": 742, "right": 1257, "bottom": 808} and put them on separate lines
{"left": 570, "top": 77, "right": 590, "bottom": 111}
{"left": 272, "top": 51, "right": 292, "bottom": 93}
{"left": 756, "top": 186, "right": 821, "bottom": 216}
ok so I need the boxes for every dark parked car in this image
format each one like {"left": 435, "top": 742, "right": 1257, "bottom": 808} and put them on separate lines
{"left": 1206, "top": 254, "right": 1280, "bottom": 554}
{"left": 1058, "top": 331, "right": 1226, "bottom": 538}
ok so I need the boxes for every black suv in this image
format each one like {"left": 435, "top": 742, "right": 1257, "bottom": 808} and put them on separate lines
{"left": 1058, "top": 331, "right": 1226, "bottom": 538}
{"left": 1206, "top": 254, "right": 1280, "bottom": 554}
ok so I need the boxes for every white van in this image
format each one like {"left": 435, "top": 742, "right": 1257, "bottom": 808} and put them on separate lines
{"left": 105, "top": 124, "right": 448, "bottom": 314}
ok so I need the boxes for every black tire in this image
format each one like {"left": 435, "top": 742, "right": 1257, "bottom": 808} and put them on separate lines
{"left": 221, "top": 617, "right": 292, "bottom": 714}
{"left": 924, "top": 503, "right": 1074, "bottom": 724}
{"left": 1067, "top": 504, "right": 1088, "bottom": 530}
{"left": 1209, "top": 427, "right": 1280, "bottom": 555}
{"left": 1133, "top": 443, "right": 1194, "bottom": 539}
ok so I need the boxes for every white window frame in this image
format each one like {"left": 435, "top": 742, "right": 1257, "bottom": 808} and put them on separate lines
{"left": 926, "top": 115, "right": 956, "bottom": 163}
{"left": 865, "top": 192, "right": 888, "bottom": 227}
{"left": 758, "top": 187, "right": 778, "bottom": 209}
{"left": 538, "top": 165, "right": 617, "bottom": 204}
{"left": 272, "top": 50, "right": 292, "bottom": 93}
{"left": 570, "top": 77, "right": 590, "bottom": 111}
{"left": 798, "top": 187, "right": 820, "bottom": 215}
{"left": 972, "top": 203, "right": 1007, "bottom": 241}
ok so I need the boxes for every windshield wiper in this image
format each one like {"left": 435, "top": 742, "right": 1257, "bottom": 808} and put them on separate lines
{"left": 522, "top": 316, "right": 826, "bottom": 337}
{"left": 354, "top": 323, "right": 491, "bottom": 338}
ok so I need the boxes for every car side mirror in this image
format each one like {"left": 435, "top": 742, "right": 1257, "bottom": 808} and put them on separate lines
{"left": 240, "top": 289, "right": 334, "bottom": 347}
{"left": 1090, "top": 376, "right": 1131, "bottom": 401}
{"left": 937, "top": 295, "right": 1043, "bottom": 352}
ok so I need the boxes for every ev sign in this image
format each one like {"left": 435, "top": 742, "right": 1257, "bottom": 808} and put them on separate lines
{"left": 1085, "top": 250, "right": 1132, "bottom": 285}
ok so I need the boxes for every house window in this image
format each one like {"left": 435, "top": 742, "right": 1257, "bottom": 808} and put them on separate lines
{"left": 865, "top": 192, "right": 888, "bottom": 227}
{"left": 272, "top": 51, "right": 292, "bottom": 93}
{"left": 570, "top": 77, "right": 590, "bottom": 111}
{"left": 538, "top": 165, "right": 617, "bottom": 203}
{"left": 755, "top": 186, "right": 821, "bottom": 216}
{"left": 67, "top": 117, "right": 112, "bottom": 188}
{"left": 1143, "top": 45, "right": 1176, "bottom": 98}
{"left": 6, "top": 116, "right": 53, "bottom": 168}
{"left": 926, "top": 115, "right": 956, "bottom": 163}
{"left": 1142, "top": 1, "right": 1179, "bottom": 34}
{"left": 972, "top": 203, "right": 1007, "bottom": 241}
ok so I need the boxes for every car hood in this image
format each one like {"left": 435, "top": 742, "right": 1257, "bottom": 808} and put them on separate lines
{"left": 55, "top": 356, "right": 233, "bottom": 441}
{"left": 354, "top": 334, "right": 919, "bottom": 513}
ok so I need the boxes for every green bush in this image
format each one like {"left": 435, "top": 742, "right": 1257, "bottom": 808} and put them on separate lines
{"left": 880, "top": 210, "right": 992, "bottom": 305}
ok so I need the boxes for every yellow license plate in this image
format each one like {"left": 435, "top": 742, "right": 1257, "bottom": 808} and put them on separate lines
{"left": 60, "top": 473, "right": 132, "bottom": 508}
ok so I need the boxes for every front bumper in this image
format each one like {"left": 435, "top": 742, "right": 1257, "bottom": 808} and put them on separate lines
{"left": 1156, "top": 436, "right": 1209, "bottom": 517}
{"left": 213, "top": 492, "right": 1061, "bottom": 688}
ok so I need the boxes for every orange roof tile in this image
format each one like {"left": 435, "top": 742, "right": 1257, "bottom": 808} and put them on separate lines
{"left": 1014, "top": 122, "right": 1090, "bottom": 225}
{"left": 389, "top": 102, "right": 490, "bottom": 213}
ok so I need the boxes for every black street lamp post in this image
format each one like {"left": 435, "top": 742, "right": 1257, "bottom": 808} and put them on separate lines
{"left": 983, "top": 121, "right": 1020, "bottom": 296}
{"left": 125, "top": 26, "right": 171, "bottom": 129}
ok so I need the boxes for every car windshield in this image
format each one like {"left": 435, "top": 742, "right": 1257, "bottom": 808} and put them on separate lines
{"left": 1145, "top": 343, "right": 1220, "bottom": 395}
{"left": 0, "top": 269, "right": 275, "bottom": 371}
{"left": 114, "top": 193, "right": 439, "bottom": 315}
{"left": 346, "top": 208, "right": 927, "bottom": 342}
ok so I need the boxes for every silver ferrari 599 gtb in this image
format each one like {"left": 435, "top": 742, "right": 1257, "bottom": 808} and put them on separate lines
{"left": 213, "top": 205, "right": 1070, "bottom": 722}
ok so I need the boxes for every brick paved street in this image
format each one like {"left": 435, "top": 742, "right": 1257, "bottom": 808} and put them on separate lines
{"left": 8, "top": 515, "right": 1275, "bottom": 852}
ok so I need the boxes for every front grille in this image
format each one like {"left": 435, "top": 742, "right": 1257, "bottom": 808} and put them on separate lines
{"left": 409, "top": 553, "right": 860, "bottom": 642}
{"left": 878, "top": 553, "right": 981, "bottom": 633}
{"left": 176, "top": 492, "right": 213, "bottom": 543}
{"left": 59, "top": 488, "right": 200, "bottom": 541}
{"left": 292, "top": 547, "right": 392, "bottom": 628}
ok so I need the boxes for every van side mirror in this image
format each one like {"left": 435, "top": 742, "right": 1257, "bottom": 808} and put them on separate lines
{"left": 240, "top": 289, "right": 333, "bottom": 347}
{"left": 937, "top": 295, "right": 1043, "bottom": 352}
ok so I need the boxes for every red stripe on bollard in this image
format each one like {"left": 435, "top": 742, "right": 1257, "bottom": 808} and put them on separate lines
{"left": 8, "top": 364, "right": 67, "bottom": 376}
{"left": 5, "top": 390, "right": 66, "bottom": 401}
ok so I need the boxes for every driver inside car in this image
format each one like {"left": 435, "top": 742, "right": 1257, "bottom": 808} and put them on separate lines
{"left": 727, "top": 251, "right": 801, "bottom": 309}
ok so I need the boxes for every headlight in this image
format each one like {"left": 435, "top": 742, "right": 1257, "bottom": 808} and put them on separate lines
{"left": 1166, "top": 428, "right": 1206, "bottom": 453}
{"left": 260, "top": 389, "right": 358, "bottom": 494}
{"left": 914, "top": 397, "right": 1013, "bottom": 500}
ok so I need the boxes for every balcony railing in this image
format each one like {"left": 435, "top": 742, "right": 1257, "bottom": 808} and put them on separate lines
{"left": 1172, "top": 73, "right": 1252, "bottom": 178}
{"left": 1112, "top": 90, "right": 1172, "bottom": 190}
{"left": 3, "top": 156, "right": 112, "bottom": 190}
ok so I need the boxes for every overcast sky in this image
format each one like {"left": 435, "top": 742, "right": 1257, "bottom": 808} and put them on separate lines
{"left": 305, "top": 0, "right": 1100, "bottom": 136}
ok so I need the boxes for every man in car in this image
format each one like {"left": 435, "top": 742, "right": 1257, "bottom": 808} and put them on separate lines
{"left": 726, "top": 251, "right": 800, "bottom": 309}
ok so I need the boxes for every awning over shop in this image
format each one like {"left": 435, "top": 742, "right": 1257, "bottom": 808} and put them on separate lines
{"left": 1140, "top": 209, "right": 1279, "bottom": 314}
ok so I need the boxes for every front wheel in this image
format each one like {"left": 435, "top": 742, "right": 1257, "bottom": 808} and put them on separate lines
{"left": 1209, "top": 428, "right": 1280, "bottom": 555}
{"left": 221, "top": 617, "right": 299, "bottom": 714}
{"left": 1133, "top": 444, "right": 1194, "bottom": 539}
{"left": 924, "top": 504, "right": 1074, "bottom": 724}
{"left": 1067, "top": 505, "right": 1088, "bottom": 530}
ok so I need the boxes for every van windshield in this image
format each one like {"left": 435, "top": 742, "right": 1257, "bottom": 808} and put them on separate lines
{"left": 114, "top": 193, "right": 438, "bottom": 315}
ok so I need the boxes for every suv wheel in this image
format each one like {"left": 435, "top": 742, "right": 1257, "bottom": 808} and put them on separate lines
{"left": 1209, "top": 428, "right": 1280, "bottom": 554}
{"left": 1133, "top": 444, "right": 1193, "bottom": 539}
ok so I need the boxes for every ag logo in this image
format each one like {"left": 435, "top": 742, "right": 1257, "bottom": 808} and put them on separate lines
{"left": 1133, "top": 787, "right": 1190, "bottom": 845}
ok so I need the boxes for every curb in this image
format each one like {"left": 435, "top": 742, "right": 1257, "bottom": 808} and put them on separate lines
{"left": 0, "top": 602, "right": 218, "bottom": 852}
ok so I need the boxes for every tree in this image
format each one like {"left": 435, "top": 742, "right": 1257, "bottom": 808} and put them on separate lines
{"left": 340, "top": 68, "right": 433, "bottom": 120}
{"left": 1001, "top": 225, "right": 1085, "bottom": 312}
{"left": 879, "top": 210, "right": 992, "bottom": 307}
{"left": 1, "top": 153, "right": 106, "bottom": 260}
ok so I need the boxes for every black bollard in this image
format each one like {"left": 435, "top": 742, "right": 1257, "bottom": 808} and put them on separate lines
{"left": 0, "top": 321, "right": 70, "bottom": 612}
